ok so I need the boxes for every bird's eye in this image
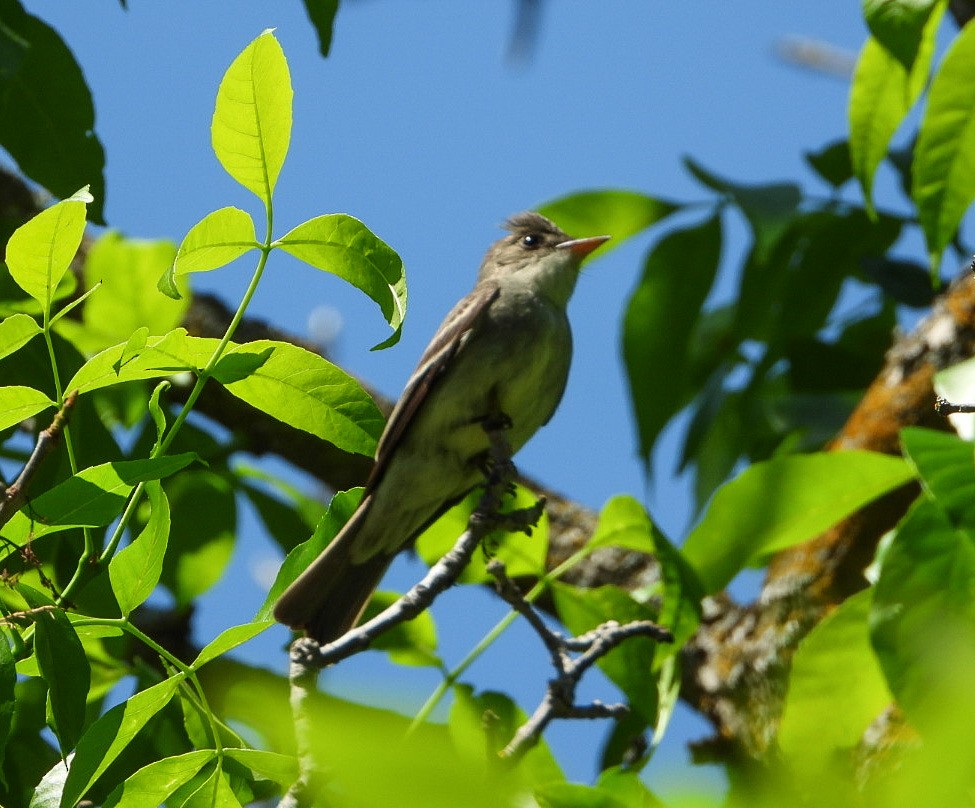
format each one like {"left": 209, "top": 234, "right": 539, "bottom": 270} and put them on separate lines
{"left": 521, "top": 233, "right": 541, "bottom": 249}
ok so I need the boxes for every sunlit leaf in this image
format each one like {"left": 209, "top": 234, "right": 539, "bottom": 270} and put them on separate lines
{"left": 109, "top": 481, "right": 171, "bottom": 617}
{"left": 173, "top": 206, "right": 258, "bottom": 274}
{"left": 276, "top": 214, "right": 406, "bottom": 349}
{"left": 0, "top": 313, "right": 42, "bottom": 360}
{"left": 5, "top": 189, "right": 91, "bottom": 315}
{"left": 211, "top": 30, "right": 292, "bottom": 204}
{"left": 0, "top": 385, "right": 55, "bottom": 431}
{"left": 18, "top": 586, "right": 90, "bottom": 753}
{"left": 682, "top": 451, "right": 914, "bottom": 593}
{"left": 913, "top": 17, "right": 975, "bottom": 270}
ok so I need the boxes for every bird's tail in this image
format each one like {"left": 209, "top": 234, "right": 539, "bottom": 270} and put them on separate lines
{"left": 273, "top": 498, "right": 393, "bottom": 644}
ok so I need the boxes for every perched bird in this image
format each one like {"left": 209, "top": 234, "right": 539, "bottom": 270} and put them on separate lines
{"left": 273, "top": 212, "right": 609, "bottom": 642}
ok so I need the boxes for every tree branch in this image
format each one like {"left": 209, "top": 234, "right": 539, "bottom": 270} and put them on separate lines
{"left": 488, "top": 558, "right": 672, "bottom": 762}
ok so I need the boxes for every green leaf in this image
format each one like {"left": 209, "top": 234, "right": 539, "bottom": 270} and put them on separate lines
{"left": 0, "top": 385, "right": 55, "bottom": 431}
{"left": 18, "top": 586, "right": 90, "bottom": 753}
{"left": 221, "top": 748, "right": 298, "bottom": 789}
{"left": 805, "top": 139, "right": 854, "bottom": 188}
{"left": 218, "top": 339, "right": 384, "bottom": 453}
{"left": 448, "top": 685, "right": 564, "bottom": 788}
{"left": 5, "top": 188, "right": 91, "bottom": 314}
{"left": 682, "top": 451, "right": 915, "bottom": 593}
{"left": 161, "top": 471, "right": 236, "bottom": 607}
{"left": 913, "top": 16, "right": 975, "bottom": 270}
{"left": 650, "top": 529, "right": 703, "bottom": 660}
{"left": 276, "top": 214, "right": 407, "bottom": 349}
{"left": 211, "top": 30, "right": 292, "bottom": 204}
{"left": 191, "top": 621, "right": 273, "bottom": 669}
{"left": 538, "top": 189, "right": 679, "bottom": 258}
{"left": 0, "top": 3, "right": 106, "bottom": 224}
{"left": 863, "top": 0, "right": 942, "bottom": 69}
{"left": 779, "top": 588, "right": 891, "bottom": 777}
{"left": 0, "top": 312, "right": 42, "bottom": 360}
{"left": 62, "top": 232, "right": 186, "bottom": 354}
{"left": 100, "top": 751, "right": 215, "bottom": 808}
{"left": 586, "top": 495, "right": 658, "bottom": 555}
{"left": 533, "top": 781, "right": 638, "bottom": 808}
{"left": 901, "top": 427, "right": 975, "bottom": 523}
{"left": 0, "top": 634, "right": 14, "bottom": 773}
{"left": 849, "top": 7, "right": 942, "bottom": 213}
{"left": 684, "top": 159, "right": 800, "bottom": 260}
{"left": 173, "top": 207, "right": 258, "bottom": 274}
{"left": 551, "top": 583, "right": 660, "bottom": 722}
{"left": 2, "top": 453, "right": 196, "bottom": 543}
{"left": 109, "top": 481, "right": 170, "bottom": 617}
{"left": 258, "top": 487, "right": 363, "bottom": 618}
{"left": 871, "top": 496, "right": 975, "bottom": 722}
{"left": 362, "top": 592, "right": 440, "bottom": 667}
{"left": 623, "top": 215, "right": 722, "bottom": 461}
{"left": 60, "top": 675, "right": 183, "bottom": 807}
{"left": 67, "top": 333, "right": 383, "bottom": 456}
{"left": 147, "top": 380, "right": 171, "bottom": 450}
{"left": 300, "top": 0, "right": 340, "bottom": 56}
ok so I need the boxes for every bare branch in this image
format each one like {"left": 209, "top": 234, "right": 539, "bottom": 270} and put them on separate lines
{"left": 0, "top": 391, "right": 77, "bottom": 530}
{"left": 488, "top": 559, "right": 672, "bottom": 762}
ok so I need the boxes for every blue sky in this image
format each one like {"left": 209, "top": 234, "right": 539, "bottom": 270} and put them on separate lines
{"left": 23, "top": 0, "right": 869, "bottom": 797}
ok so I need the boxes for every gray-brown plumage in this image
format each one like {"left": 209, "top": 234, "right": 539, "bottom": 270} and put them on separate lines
{"left": 273, "top": 212, "right": 609, "bottom": 642}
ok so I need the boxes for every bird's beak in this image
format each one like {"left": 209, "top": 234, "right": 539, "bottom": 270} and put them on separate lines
{"left": 557, "top": 234, "right": 611, "bottom": 259}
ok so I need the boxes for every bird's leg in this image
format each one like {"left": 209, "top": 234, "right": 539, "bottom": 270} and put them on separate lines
{"left": 473, "top": 410, "right": 516, "bottom": 492}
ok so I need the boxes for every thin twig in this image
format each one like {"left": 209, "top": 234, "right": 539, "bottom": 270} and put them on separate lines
{"left": 0, "top": 391, "right": 77, "bottom": 531}
{"left": 487, "top": 559, "right": 673, "bottom": 762}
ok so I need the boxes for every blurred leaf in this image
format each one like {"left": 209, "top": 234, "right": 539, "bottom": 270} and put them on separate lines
{"left": 0, "top": 385, "right": 55, "bottom": 431}
{"left": 258, "top": 486, "right": 363, "bottom": 618}
{"left": 850, "top": 7, "right": 941, "bottom": 213}
{"left": 5, "top": 188, "right": 91, "bottom": 315}
{"left": 682, "top": 451, "right": 914, "bottom": 593}
{"left": 805, "top": 139, "right": 853, "bottom": 187}
{"left": 685, "top": 159, "right": 801, "bottom": 259}
{"left": 276, "top": 214, "right": 407, "bottom": 349}
{"left": 161, "top": 470, "right": 235, "bottom": 608}
{"left": 18, "top": 586, "right": 90, "bottom": 753}
{"left": 0, "top": 313, "right": 42, "bottom": 360}
{"left": 871, "top": 496, "right": 975, "bottom": 723}
{"left": 863, "top": 0, "right": 942, "bottom": 69}
{"left": 586, "top": 495, "right": 657, "bottom": 555}
{"left": 221, "top": 748, "right": 297, "bottom": 790}
{"left": 539, "top": 189, "right": 679, "bottom": 257}
{"left": 623, "top": 215, "right": 722, "bottom": 462}
{"left": 362, "top": 591, "right": 440, "bottom": 667}
{"left": 237, "top": 479, "right": 318, "bottom": 554}
{"left": 778, "top": 589, "right": 891, "bottom": 778}
{"left": 860, "top": 256, "right": 936, "bottom": 307}
{"left": 109, "top": 481, "right": 170, "bottom": 617}
{"left": 60, "top": 675, "right": 182, "bottom": 807}
{"left": 100, "top": 751, "right": 214, "bottom": 808}
{"left": 0, "top": 1, "right": 106, "bottom": 223}
{"left": 0, "top": 636, "right": 14, "bottom": 773}
{"left": 173, "top": 206, "right": 258, "bottom": 275}
{"left": 913, "top": 17, "right": 975, "bottom": 270}
{"left": 212, "top": 30, "right": 292, "bottom": 205}
{"left": 651, "top": 528, "right": 703, "bottom": 660}
{"left": 901, "top": 427, "right": 975, "bottom": 522}
{"left": 300, "top": 0, "right": 340, "bottom": 57}
{"left": 551, "top": 583, "right": 660, "bottom": 722}
{"left": 449, "top": 685, "right": 564, "bottom": 788}
{"left": 1, "top": 453, "right": 196, "bottom": 545}
{"left": 58, "top": 233, "right": 187, "bottom": 353}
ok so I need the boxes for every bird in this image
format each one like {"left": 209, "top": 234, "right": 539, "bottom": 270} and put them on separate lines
{"left": 273, "top": 211, "right": 609, "bottom": 642}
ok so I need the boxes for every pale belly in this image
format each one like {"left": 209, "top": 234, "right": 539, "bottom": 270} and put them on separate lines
{"left": 351, "top": 285, "right": 571, "bottom": 561}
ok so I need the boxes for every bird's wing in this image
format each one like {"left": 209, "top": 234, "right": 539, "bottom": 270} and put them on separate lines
{"left": 365, "top": 281, "right": 501, "bottom": 492}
